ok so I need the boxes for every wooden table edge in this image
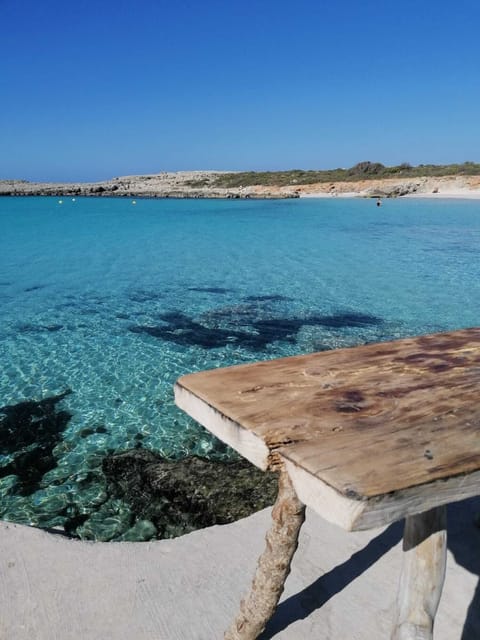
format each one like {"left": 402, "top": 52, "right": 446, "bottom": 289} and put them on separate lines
{"left": 175, "top": 380, "right": 480, "bottom": 532}
{"left": 281, "top": 456, "right": 480, "bottom": 530}
{"left": 174, "top": 381, "right": 270, "bottom": 470}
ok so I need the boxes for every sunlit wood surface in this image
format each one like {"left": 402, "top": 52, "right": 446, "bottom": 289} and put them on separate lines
{"left": 175, "top": 328, "right": 480, "bottom": 529}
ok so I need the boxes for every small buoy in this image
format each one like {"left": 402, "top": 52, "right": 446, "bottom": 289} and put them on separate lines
{"left": 72, "top": 198, "right": 76, "bottom": 202}
{"left": 132, "top": 200, "right": 136, "bottom": 205}
{"left": 58, "top": 200, "right": 63, "bottom": 204}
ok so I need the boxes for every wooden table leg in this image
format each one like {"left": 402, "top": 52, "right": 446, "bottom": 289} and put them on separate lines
{"left": 224, "top": 465, "right": 306, "bottom": 640}
{"left": 393, "top": 506, "right": 447, "bottom": 640}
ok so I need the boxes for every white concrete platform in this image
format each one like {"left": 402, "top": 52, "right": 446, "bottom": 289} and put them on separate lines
{"left": 1, "top": 498, "right": 479, "bottom": 640}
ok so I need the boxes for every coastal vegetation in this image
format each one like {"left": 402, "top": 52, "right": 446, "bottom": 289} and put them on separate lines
{"left": 210, "top": 161, "right": 480, "bottom": 188}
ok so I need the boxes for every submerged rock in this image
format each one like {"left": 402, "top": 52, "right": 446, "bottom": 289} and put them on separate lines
{"left": 243, "top": 294, "right": 292, "bottom": 302}
{"left": 187, "top": 287, "right": 231, "bottom": 294}
{"left": 102, "top": 449, "right": 278, "bottom": 539}
{"left": 0, "top": 390, "right": 72, "bottom": 495}
{"left": 129, "top": 309, "right": 383, "bottom": 351}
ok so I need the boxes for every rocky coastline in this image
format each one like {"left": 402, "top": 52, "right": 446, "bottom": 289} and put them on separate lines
{"left": 0, "top": 171, "right": 297, "bottom": 200}
{"left": 2, "top": 170, "right": 480, "bottom": 200}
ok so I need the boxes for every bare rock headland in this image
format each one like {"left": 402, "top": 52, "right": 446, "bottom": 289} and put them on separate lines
{"left": 0, "top": 171, "right": 292, "bottom": 200}
{"left": 2, "top": 162, "right": 480, "bottom": 199}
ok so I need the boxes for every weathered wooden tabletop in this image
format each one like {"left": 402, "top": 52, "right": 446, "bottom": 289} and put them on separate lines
{"left": 175, "top": 328, "right": 480, "bottom": 530}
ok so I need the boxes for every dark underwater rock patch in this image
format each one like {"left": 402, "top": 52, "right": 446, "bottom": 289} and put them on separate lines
{"left": 0, "top": 390, "right": 72, "bottom": 454}
{"left": 0, "top": 448, "right": 58, "bottom": 496}
{"left": 129, "top": 312, "right": 244, "bottom": 348}
{"left": 24, "top": 284, "right": 47, "bottom": 292}
{"left": 243, "top": 294, "right": 291, "bottom": 302}
{"left": 16, "top": 323, "right": 64, "bottom": 333}
{"left": 0, "top": 390, "right": 72, "bottom": 495}
{"left": 79, "top": 425, "right": 108, "bottom": 438}
{"left": 102, "top": 448, "right": 278, "bottom": 539}
{"left": 128, "top": 289, "right": 164, "bottom": 303}
{"left": 129, "top": 309, "right": 383, "bottom": 350}
{"left": 187, "top": 287, "right": 231, "bottom": 294}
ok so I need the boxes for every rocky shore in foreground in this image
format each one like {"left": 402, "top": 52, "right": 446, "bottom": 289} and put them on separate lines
{"left": 102, "top": 449, "right": 278, "bottom": 540}
{"left": 2, "top": 170, "right": 480, "bottom": 199}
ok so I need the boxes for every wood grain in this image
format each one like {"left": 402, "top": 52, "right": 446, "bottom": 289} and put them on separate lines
{"left": 393, "top": 506, "right": 447, "bottom": 640}
{"left": 175, "top": 328, "right": 480, "bottom": 528}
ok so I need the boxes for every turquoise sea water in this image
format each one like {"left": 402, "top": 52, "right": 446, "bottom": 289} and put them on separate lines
{"left": 1, "top": 196, "right": 480, "bottom": 538}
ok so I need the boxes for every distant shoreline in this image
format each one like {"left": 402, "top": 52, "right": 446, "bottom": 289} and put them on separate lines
{"left": 2, "top": 171, "right": 480, "bottom": 200}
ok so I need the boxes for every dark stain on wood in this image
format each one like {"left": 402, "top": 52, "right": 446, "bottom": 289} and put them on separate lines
{"left": 177, "top": 327, "right": 480, "bottom": 499}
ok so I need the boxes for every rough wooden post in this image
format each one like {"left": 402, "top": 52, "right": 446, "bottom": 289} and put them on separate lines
{"left": 393, "top": 506, "right": 447, "bottom": 640}
{"left": 224, "top": 465, "right": 306, "bottom": 640}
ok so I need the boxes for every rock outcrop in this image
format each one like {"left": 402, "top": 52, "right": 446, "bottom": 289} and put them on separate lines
{"left": 2, "top": 171, "right": 480, "bottom": 199}
{"left": 0, "top": 172, "right": 298, "bottom": 199}
{"left": 102, "top": 448, "right": 279, "bottom": 539}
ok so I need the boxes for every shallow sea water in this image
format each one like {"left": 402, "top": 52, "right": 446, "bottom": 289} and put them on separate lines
{"left": 1, "top": 196, "right": 480, "bottom": 538}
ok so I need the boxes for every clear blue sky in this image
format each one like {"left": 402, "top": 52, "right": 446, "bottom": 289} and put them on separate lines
{"left": 1, "top": 0, "right": 479, "bottom": 181}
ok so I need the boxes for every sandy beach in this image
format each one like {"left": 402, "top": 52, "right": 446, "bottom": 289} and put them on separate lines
{"left": 296, "top": 175, "right": 480, "bottom": 199}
